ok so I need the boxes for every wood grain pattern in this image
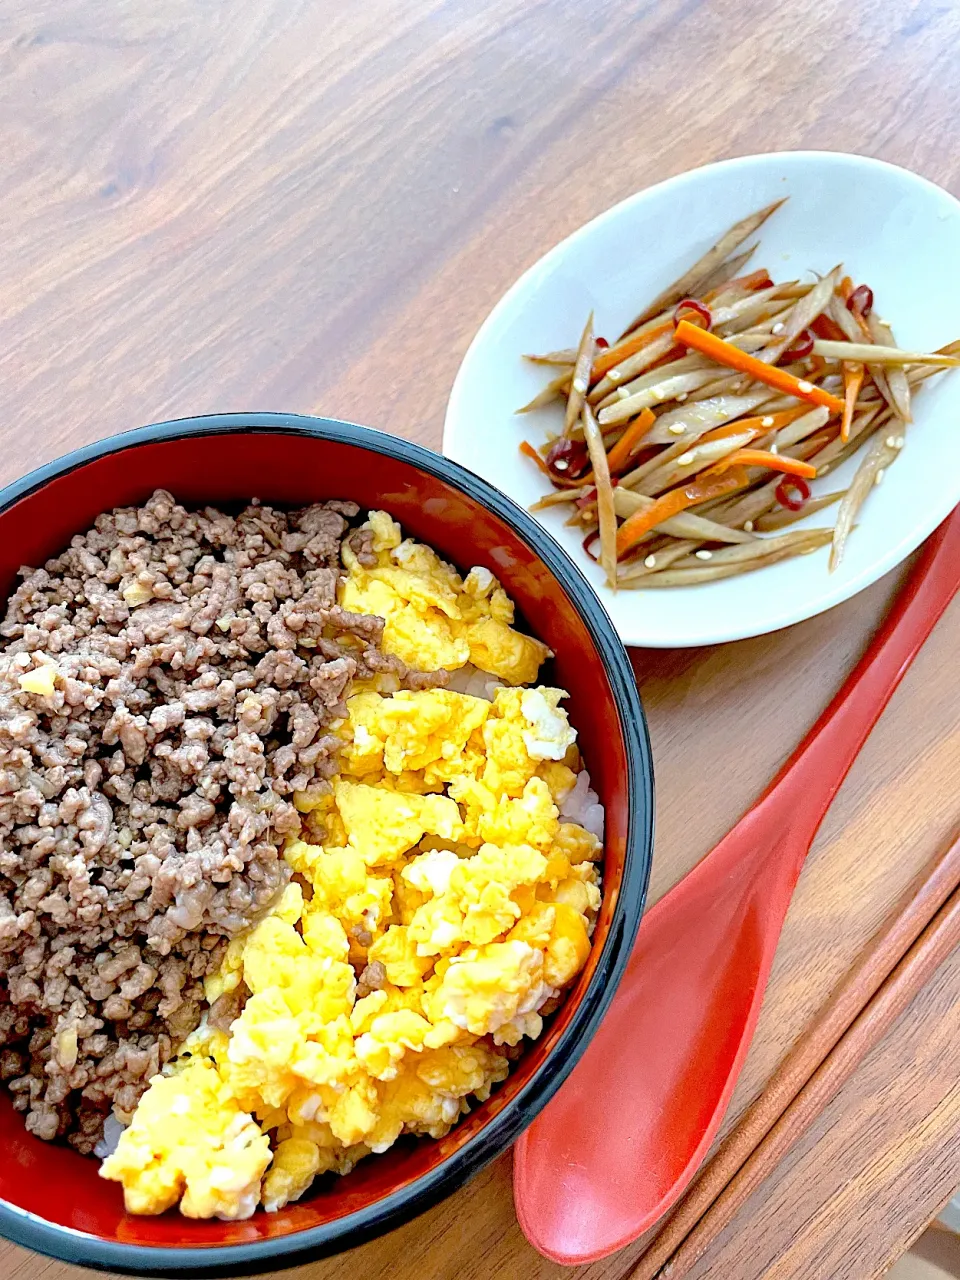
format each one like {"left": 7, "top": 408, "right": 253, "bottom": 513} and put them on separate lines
{"left": 677, "top": 947, "right": 960, "bottom": 1280}
{"left": 630, "top": 832, "right": 960, "bottom": 1280}
{"left": 1, "top": 1, "right": 959, "bottom": 1278}
{"left": 635, "top": 853, "right": 960, "bottom": 1280}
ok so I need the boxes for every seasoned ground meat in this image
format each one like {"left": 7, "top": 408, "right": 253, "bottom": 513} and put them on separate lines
{"left": 344, "top": 526, "right": 378, "bottom": 568}
{"left": 206, "top": 981, "right": 250, "bottom": 1033}
{"left": 354, "top": 960, "right": 387, "bottom": 1000}
{"left": 0, "top": 489, "right": 442, "bottom": 1152}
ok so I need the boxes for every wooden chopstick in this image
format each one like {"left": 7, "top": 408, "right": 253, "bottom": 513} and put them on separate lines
{"left": 628, "top": 829, "right": 960, "bottom": 1280}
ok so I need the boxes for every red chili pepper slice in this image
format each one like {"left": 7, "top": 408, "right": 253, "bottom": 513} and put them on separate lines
{"left": 775, "top": 475, "right": 811, "bottom": 511}
{"left": 846, "top": 285, "right": 874, "bottom": 318}
{"left": 674, "top": 298, "right": 712, "bottom": 330}
{"left": 582, "top": 530, "right": 601, "bottom": 562}
{"left": 545, "top": 438, "right": 589, "bottom": 480}
{"left": 780, "top": 329, "right": 815, "bottom": 362}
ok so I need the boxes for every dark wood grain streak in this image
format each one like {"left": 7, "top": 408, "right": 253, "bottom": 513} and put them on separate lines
{"left": 1, "top": 1, "right": 959, "bottom": 1278}
{"left": 630, "top": 832, "right": 960, "bottom": 1280}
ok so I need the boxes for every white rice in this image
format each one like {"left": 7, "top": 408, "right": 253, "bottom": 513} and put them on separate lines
{"left": 94, "top": 1111, "right": 127, "bottom": 1160}
{"left": 559, "top": 768, "right": 604, "bottom": 840}
{"left": 444, "top": 663, "right": 506, "bottom": 702}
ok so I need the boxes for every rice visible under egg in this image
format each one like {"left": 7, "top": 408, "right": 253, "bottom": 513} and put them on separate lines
{"left": 93, "top": 1112, "right": 128, "bottom": 1161}
{"left": 444, "top": 662, "right": 506, "bottom": 701}
{"left": 559, "top": 767, "right": 605, "bottom": 840}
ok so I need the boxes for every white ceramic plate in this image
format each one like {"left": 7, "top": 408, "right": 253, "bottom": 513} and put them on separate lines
{"left": 443, "top": 151, "right": 960, "bottom": 648}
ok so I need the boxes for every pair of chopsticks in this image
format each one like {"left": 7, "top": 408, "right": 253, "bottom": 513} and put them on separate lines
{"left": 628, "top": 829, "right": 960, "bottom": 1280}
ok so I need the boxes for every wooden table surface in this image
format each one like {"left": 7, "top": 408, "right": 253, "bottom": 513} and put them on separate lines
{"left": 3, "top": 1, "right": 960, "bottom": 1277}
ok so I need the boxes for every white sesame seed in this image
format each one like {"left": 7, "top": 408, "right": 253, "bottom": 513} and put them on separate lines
{"left": 677, "top": 451, "right": 696, "bottom": 466}
{"left": 610, "top": 367, "right": 623, "bottom": 381}
{"left": 761, "top": 416, "right": 774, "bottom": 428}
{"left": 618, "top": 387, "right": 630, "bottom": 399}
{"left": 744, "top": 520, "right": 754, "bottom": 532}
{"left": 769, "top": 444, "right": 779, "bottom": 455}
{"left": 695, "top": 549, "right": 713, "bottom": 560}
{"left": 895, "top": 435, "right": 905, "bottom": 448}
{"left": 877, "top": 318, "right": 890, "bottom": 326}
{"left": 885, "top": 435, "right": 897, "bottom": 448}
{"left": 644, "top": 554, "right": 657, "bottom": 569}
{"left": 772, "top": 322, "right": 785, "bottom": 335}
{"left": 798, "top": 380, "right": 814, "bottom": 394}
{"left": 875, "top": 468, "right": 886, "bottom": 486}
{"left": 668, "top": 423, "right": 686, "bottom": 436}
{"left": 554, "top": 458, "right": 569, "bottom": 471}
{"left": 676, "top": 392, "right": 688, "bottom": 401}
{"left": 820, "top": 464, "right": 831, "bottom": 475}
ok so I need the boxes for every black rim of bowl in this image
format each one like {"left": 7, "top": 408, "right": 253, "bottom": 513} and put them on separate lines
{"left": 0, "top": 413, "right": 654, "bottom": 1277}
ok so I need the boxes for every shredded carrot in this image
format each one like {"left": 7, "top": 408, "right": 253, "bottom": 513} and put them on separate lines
{"left": 698, "top": 420, "right": 762, "bottom": 445}
{"left": 686, "top": 408, "right": 807, "bottom": 454}
{"left": 591, "top": 320, "right": 672, "bottom": 381}
{"left": 674, "top": 320, "right": 846, "bottom": 413}
{"left": 839, "top": 276, "right": 854, "bottom": 301}
{"left": 520, "top": 440, "right": 552, "bottom": 476}
{"left": 712, "top": 449, "right": 817, "bottom": 479}
{"left": 606, "top": 409, "right": 656, "bottom": 472}
{"left": 841, "top": 363, "right": 864, "bottom": 442}
{"left": 590, "top": 269, "right": 775, "bottom": 383}
{"left": 599, "top": 272, "right": 778, "bottom": 386}
{"left": 704, "top": 269, "right": 773, "bottom": 299}
{"left": 615, "top": 469, "right": 747, "bottom": 559}
{"left": 719, "top": 407, "right": 810, "bottom": 438}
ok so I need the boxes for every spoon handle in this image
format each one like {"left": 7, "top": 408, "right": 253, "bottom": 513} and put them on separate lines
{"left": 758, "top": 506, "right": 960, "bottom": 852}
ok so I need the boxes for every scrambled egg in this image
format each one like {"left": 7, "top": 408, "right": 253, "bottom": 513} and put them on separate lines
{"left": 340, "top": 511, "right": 551, "bottom": 685}
{"left": 101, "top": 514, "right": 603, "bottom": 1222}
{"left": 99, "top": 1057, "right": 271, "bottom": 1219}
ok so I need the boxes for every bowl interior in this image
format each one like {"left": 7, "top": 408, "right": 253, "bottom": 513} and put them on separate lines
{"left": 0, "top": 424, "right": 642, "bottom": 1258}
{"left": 444, "top": 151, "right": 960, "bottom": 646}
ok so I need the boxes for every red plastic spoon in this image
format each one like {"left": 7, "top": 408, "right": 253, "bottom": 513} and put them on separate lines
{"left": 515, "top": 506, "right": 960, "bottom": 1264}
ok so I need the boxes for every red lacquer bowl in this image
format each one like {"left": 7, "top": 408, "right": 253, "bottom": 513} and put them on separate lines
{"left": 0, "top": 414, "right": 653, "bottom": 1276}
